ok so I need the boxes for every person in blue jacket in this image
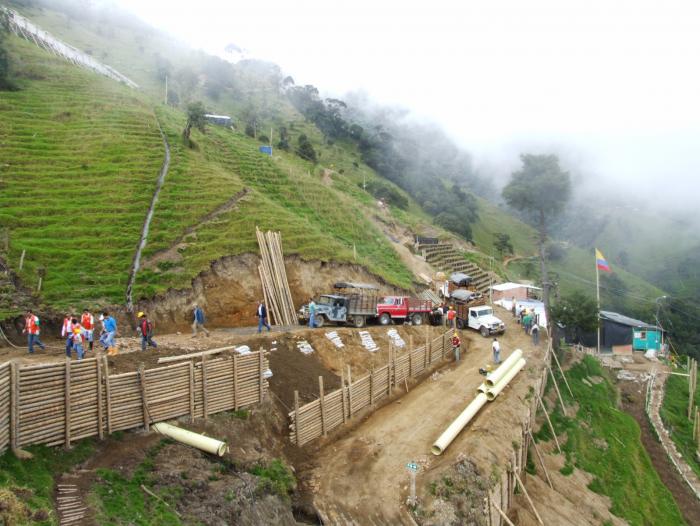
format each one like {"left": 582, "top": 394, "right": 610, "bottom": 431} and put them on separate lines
{"left": 256, "top": 300, "right": 271, "bottom": 333}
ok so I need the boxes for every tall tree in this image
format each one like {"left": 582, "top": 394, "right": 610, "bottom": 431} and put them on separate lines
{"left": 502, "top": 154, "right": 571, "bottom": 325}
{"left": 182, "top": 101, "right": 207, "bottom": 145}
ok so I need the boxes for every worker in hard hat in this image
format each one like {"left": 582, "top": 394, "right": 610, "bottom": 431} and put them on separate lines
{"left": 137, "top": 312, "right": 158, "bottom": 352}
{"left": 451, "top": 330, "right": 461, "bottom": 363}
{"left": 71, "top": 323, "right": 84, "bottom": 360}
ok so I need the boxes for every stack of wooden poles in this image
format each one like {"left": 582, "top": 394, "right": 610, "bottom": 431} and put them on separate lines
{"left": 256, "top": 227, "right": 296, "bottom": 326}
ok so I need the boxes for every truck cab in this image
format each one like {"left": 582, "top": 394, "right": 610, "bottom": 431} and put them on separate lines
{"left": 466, "top": 306, "right": 505, "bottom": 337}
{"left": 376, "top": 296, "right": 432, "bottom": 326}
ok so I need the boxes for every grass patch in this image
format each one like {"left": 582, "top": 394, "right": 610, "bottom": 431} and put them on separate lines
{"left": 535, "top": 355, "right": 685, "bottom": 526}
{"left": 0, "top": 439, "right": 96, "bottom": 525}
{"left": 91, "top": 439, "right": 181, "bottom": 526}
{"left": 660, "top": 370, "right": 700, "bottom": 479}
{"left": 249, "top": 458, "right": 295, "bottom": 499}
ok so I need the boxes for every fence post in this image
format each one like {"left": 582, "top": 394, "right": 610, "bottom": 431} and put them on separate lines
{"left": 294, "top": 390, "right": 300, "bottom": 446}
{"left": 408, "top": 336, "right": 413, "bottom": 377}
{"left": 10, "top": 361, "right": 18, "bottom": 451}
{"left": 202, "top": 355, "right": 208, "bottom": 420}
{"left": 341, "top": 370, "right": 347, "bottom": 424}
{"left": 18, "top": 249, "right": 25, "bottom": 271}
{"left": 347, "top": 365, "right": 354, "bottom": 418}
{"left": 233, "top": 354, "right": 239, "bottom": 410}
{"left": 319, "top": 376, "right": 326, "bottom": 437}
{"left": 188, "top": 361, "right": 195, "bottom": 422}
{"left": 259, "top": 350, "right": 264, "bottom": 402}
{"left": 424, "top": 326, "right": 429, "bottom": 370}
{"left": 370, "top": 367, "right": 375, "bottom": 406}
{"left": 96, "top": 359, "right": 104, "bottom": 440}
{"left": 102, "top": 356, "right": 112, "bottom": 434}
{"left": 442, "top": 331, "right": 446, "bottom": 359}
{"left": 388, "top": 342, "right": 393, "bottom": 395}
{"left": 139, "top": 364, "right": 149, "bottom": 432}
{"left": 64, "top": 358, "right": 71, "bottom": 449}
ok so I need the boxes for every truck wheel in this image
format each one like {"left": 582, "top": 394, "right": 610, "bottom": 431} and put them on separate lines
{"left": 314, "top": 315, "right": 325, "bottom": 328}
{"left": 412, "top": 313, "right": 423, "bottom": 326}
{"left": 353, "top": 316, "right": 366, "bottom": 328}
{"left": 480, "top": 326, "right": 489, "bottom": 337}
{"left": 379, "top": 313, "right": 391, "bottom": 325}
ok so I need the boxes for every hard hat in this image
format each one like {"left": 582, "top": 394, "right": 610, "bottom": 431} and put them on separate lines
{"left": 138, "top": 311, "right": 145, "bottom": 317}
{"left": 73, "top": 327, "right": 81, "bottom": 334}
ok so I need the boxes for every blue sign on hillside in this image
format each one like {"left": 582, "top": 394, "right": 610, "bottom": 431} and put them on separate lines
{"left": 259, "top": 145, "right": 272, "bottom": 156}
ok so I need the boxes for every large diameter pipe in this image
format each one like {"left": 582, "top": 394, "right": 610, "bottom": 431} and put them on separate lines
{"left": 485, "top": 349, "right": 523, "bottom": 387}
{"left": 485, "top": 358, "right": 526, "bottom": 401}
{"left": 431, "top": 393, "right": 488, "bottom": 455}
{"left": 152, "top": 422, "right": 228, "bottom": 456}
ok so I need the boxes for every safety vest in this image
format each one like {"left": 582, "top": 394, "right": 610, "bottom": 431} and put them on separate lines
{"left": 81, "top": 313, "right": 94, "bottom": 330}
{"left": 26, "top": 315, "right": 40, "bottom": 335}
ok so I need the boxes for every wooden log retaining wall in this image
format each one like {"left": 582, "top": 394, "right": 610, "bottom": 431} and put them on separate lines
{"left": 290, "top": 330, "right": 450, "bottom": 446}
{"left": 0, "top": 351, "right": 268, "bottom": 453}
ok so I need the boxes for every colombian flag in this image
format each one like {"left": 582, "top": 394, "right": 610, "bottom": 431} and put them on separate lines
{"left": 595, "top": 249, "right": 611, "bottom": 272}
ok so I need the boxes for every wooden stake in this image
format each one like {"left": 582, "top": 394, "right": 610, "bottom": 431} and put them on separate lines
{"left": 551, "top": 348, "right": 573, "bottom": 397}
{"left": 537, "top": 394, "right": 562, "bottom": 454}
{"left": 346, "top": 365, "right": 354, "bottom": 418}
{"left": 370, "top": 368, "right": 375, "bottom": 406}
{"left": 258, "top": 350, "right": 264, "bottom": 402}
{"left": 202, "top": 355, "right": 208, "bottom": 420}
{"left": 548, "top": 367, "right": 567, "bottom": 416}
{"left": 294, "top": 390, "right": 300, "bottom": 446}
{"left": 233, "top": 355, "right": 239, "bottom": 410}
{"left": 513, "top": 471, "right": 544, "bottom": 526}
{"left": 139, "top": 365, "right": 149, "bottom": 432}
{"left": 64, "top": 358, "right": 71, "bottom": 449}
{"left": 409, "top": 336, "right": 414, "bottom": 377}
{"left": 528, "top": 429, "right": 553, "bottom": 489}
{"left": 19, "top": 249, "right": 25, "bottom": 271}
{"left": 96, "top": 359, "right": 104, "bottom": 440}
{"left": 102, "top": 356, "right": 112, "bottom": 434}
{"left": 492, "top": 501, "right": 515, "bottom": 526}
{"left": 319, "top": 376, "right": 326, "bottom": 437}
{"left": 10, "top": 361, "right": 18, "bottom": 451}
{"left": 388, "top": 342, "right": 393, "bottom": 396}
{"left": 189, "top": 361, "right": 195, "bottom": 422}
{"left": 341, "top": 370, "right": 347, "bottom": 424}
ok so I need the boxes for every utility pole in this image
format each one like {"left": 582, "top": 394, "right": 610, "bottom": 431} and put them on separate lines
{"left": 596, "top": 259, "right": 600, "bottom": 354}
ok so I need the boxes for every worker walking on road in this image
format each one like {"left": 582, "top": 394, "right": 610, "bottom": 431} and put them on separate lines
{"left": 446, "top": 306, "right": 456, "bottom": 329}
{"left": 191, "top": 303, "right": 210, "bottom": 337}
{"left": 492, "top": 337, "right": 501, "bottom": 364}
{"left": 531, "top": 322, "right": 540, "bottom": 346}
{"left": 23, "top": 309, "right": 46, "bottom": 354}
{"left": 61, "top": 313, "right": 75, "bottom": 356}
{"left": 71, "top": 323, "right": 84, "bottom": 360}
{"left": 451, "top": 331, "right": 461, "bottom": 362}
{"left": 137, "top": 312, "right": 158, "bottom": 351}
{"left": 81, "top": 309, "right": 95, "bottom": 352}
{"left": 308, "top": 298, "right": 317, "bottom": 328}
{"left": 101, "top": 311, "right": 118, "bottom": 356}
{"left": 256, "top": 300, "right": 271, "bottom": 333}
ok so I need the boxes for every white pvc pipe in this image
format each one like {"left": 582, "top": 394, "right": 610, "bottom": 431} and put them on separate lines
{"left": 152, "top": 422, "right": 228, "bottom": 456}
{"left": 485, "top": 349, "right": 524, "bottom": 387}
{"left": 431, "top": 393, "right": 488, "bottom": 455}
{"left": 485, "top": 358, "right": 527, "bottom": 401}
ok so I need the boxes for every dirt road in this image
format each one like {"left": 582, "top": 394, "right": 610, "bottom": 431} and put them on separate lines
{"left": 309, "top": 309, "right": 543, "bottom": 525}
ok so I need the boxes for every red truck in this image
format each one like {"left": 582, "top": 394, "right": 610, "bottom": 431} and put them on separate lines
{"left": 376, "top": 296, "right": 433, "bottom": 326}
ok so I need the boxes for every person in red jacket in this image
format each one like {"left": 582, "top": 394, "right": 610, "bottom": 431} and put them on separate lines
{"left": 23, "top": 309, "right": 46, "bottom": 354}
{"left": 137, "top": 312, "right": 158, "bottom": 352}
{"left": 81, "top": 309, "right": 95, "bottom": 352}
{"left": 451, "top": 331, "right": 461, "bottom": 362}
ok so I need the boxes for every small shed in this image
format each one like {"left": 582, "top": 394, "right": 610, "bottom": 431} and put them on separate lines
{"left": 491, "top": 282, "right": 541, "bottom": 302}
{"left": 204, "top": 114, "right": 232, "bottom": 126}
{"left": 595, "top": 311, "right": 661, "bottom": 353}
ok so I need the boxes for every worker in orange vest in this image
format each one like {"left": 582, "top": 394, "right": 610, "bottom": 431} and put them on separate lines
{"left": 23, "top": 309, "right": 46, "bottom": 354}
{"left": 446, "top": 306, "right": 457, "bottom": 329}
{"left": 81, "top": 309, "right": 95, "bottom": 352}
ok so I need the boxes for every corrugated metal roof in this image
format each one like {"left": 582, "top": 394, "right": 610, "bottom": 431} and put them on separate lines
{"left": 600, "top": 310, "right": 658, "bottom": 330}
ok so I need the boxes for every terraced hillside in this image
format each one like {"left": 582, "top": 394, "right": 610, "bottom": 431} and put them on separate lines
{"left": 0, "top": 37, "right": 163, "bottom": 310}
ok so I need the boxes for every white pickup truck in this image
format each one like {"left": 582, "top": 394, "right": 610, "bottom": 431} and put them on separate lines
{"left": 467, "top": 306, "right": 506, "bottom": 337}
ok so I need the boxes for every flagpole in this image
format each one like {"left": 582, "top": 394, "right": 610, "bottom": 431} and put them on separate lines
{"left": 596, "top": 256, "right": 601, "bottom": 354}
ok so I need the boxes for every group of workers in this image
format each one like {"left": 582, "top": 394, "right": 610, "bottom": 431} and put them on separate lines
{"left": 22, "top": 303, "right": 212, "bottom": 359}
{"left": 511, "top": 299, "right": 540, "bottom": 345}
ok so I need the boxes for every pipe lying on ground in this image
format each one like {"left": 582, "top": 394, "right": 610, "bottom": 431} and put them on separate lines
{"left": 485, "top": 358, "right": 526, "bottom": 401}
{"left": 485, "top": 349, "right": 523, "bottom": 387}
{"left": 432, "top": 356, "right": 527, "bottom": 456}
{"left": 152, "top": 422, "right": 228, "bottom": 456}
{"left": 431, "top": 393, "right": 488, "bottom": 455}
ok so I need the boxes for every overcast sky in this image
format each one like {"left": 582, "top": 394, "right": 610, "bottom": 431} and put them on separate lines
{"left": 114, "top": 0, "right": 700, "bottom": 203}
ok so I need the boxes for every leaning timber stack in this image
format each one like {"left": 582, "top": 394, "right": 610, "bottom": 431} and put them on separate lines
{"left": 256, "top": 227, "right": 297, "bottom": 326}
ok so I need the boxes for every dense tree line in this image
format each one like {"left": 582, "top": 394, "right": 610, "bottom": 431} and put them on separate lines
{"left": 286, "top": 85, "right": 491, "bottom": 241}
